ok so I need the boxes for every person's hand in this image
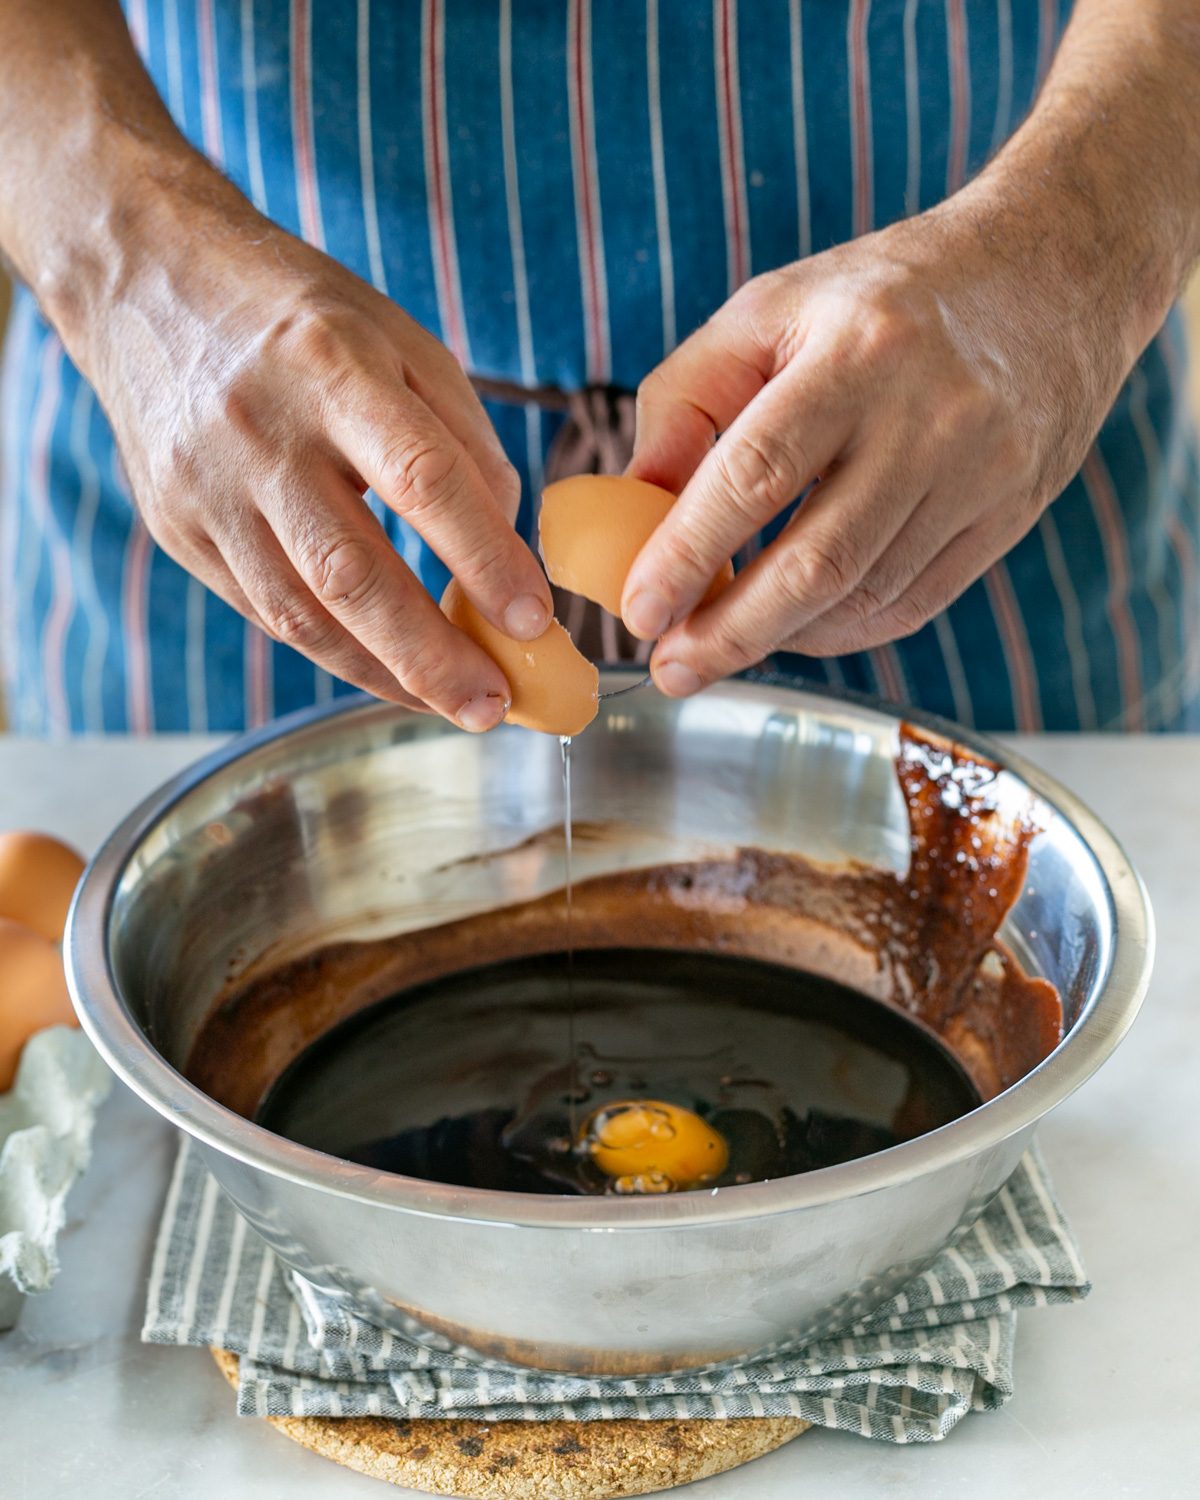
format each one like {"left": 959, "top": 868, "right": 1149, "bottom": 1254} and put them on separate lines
{"left": 620, "top": 184, "right": 1143, "bottom": 697}
{"left": 79, "top": 175, "right": 552, "bottom": 730}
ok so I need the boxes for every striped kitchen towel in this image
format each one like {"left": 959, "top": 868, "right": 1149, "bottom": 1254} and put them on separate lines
{"left": 143, "top": 1137, "right": 1088, "bottom": 1443}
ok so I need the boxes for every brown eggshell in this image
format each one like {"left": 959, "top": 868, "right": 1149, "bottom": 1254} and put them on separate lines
{"left": 441, "top": 580, "right": 599, "bottom": 737}
{"left": 0, "top": 831, "right": 86, "bottom": 943}
{"left": 539, "top": 474, "right": 735, "bottom": 620}
{"left": 0, "top": 917, "right": 77, "bottom": 1091}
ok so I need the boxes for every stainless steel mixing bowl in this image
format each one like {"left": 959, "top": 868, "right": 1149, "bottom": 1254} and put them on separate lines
{"left": 66, "top": 678, "right": 1152, "bottom": 1375}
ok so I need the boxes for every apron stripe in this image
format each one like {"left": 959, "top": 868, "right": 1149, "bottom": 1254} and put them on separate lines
{"left": 932, "top": 609, "right": 974, "bottom": 725}
{"left": 787, "top": 0, "right": 812, "bottom": 259}
{"left": 1036, "top": 509, "right": 1098, "bottom": 730}
{"left": 848, "top": 0, "right": 873, "bottom": 238}
{"left": 120, "top": 512, "right": 155, "bottom": 735}
{"left": 423, "top": 0, "right": 470, "bottom": 366}
{"left": 903, "top": 0, "right": 921, "bottom": 214}
{"left": 990, "top": 0, "right": 1014, "bottom": 156}
{"left": 945, "top": 0, "right": 970, "bottom": 194}
{"left": 567, "top": 0, "right": 610, "bottom": 383}
{"left": 127, "top": 0, "right": 150, "bottom": 54}
{"left": 1, "top": 297, "right": 36, "bottom": 705}
{"left": 984, "top": 563, "right": 1043, "bottom": 730}
{"left": 646, "top": 0, "right": 676, "bottom": 355}
{"left": 291, "top": 0, "right": 324, "bottom": 248}
{"left": 31, "top": 339, "right": 72, "bottom": 736}
{"left": 1079, "top": 447, "right": 1145, "bottom": 730}
{"left": 499, "top": 0, "right": 544, "bottom": 501}
{"left": 68, "top": 384, "right": 111, "bottom": 734}
{"left": 240, "top": 0, "right": 269, "bottom": 212}
{"left": 356, "top": 0, "right": 387, "bottom": 294}
{"left": 1153, "top": 325, "right": 1200, "bottom": 710}
{"left": 196, "top": 0, "right": 223, "bottom": 162}
{"left": 163, "top": 0, "right": 187, "bottom": 135}
{"left": 1036, "top": 0, "right": 1057, "bottom": 87}
{"left": 499, "top": 0, "right": 536, "bottom": 386}
{"left": 245, "top": 623, "right": 273, "bottom": 727}
{"left": 714, "top": 0, "right": 749, "bottom": 292}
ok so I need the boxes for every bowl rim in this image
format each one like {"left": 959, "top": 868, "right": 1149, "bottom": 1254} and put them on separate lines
{"left": 65, "top": 677, "right": 1154, "bottom": 1230}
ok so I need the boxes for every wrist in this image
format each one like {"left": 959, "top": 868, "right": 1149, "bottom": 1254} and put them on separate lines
{"left": 970, "top": 28, "right": 1200, "bottom": 365}
{"left": 26, "top": 123, "right": 246, "bottom": 382}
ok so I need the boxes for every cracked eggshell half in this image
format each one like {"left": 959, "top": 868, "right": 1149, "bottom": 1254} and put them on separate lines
{"left": 539, "top": 474, "right": 735, "bottom": 620}
{"left": 441, "top": 579, "right": 599, "bottom": 737}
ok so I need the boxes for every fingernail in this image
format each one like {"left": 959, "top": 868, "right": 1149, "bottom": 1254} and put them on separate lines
{"left": 625, "top": 589, "right": 673, "bottom": 639}
{"left": 458, "top": 693, "right": 509, "bottom": 733}
{"left": 503, "top": 594, "right": 550, "bottom": 640}
{"left": 653, "top": 660, "right": 703, "bottom": 698}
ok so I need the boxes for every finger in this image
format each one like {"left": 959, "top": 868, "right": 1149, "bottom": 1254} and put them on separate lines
{"left": 628, "top": 300, "right": 777, "bottom": 495}
{"left": 790, "top": 520, "right": 1018, "bottom": 656}
{"left": 161, "top": 528, "right": 270, "bottom": 631}
{"left": 156, "top": 516, "right": 428, "bottom": 707}
{"left": 776, "top": 488, "right": 956, "bottom": 655}
{"left": 257, "top": 473, "right": 519, "bottom": 730}
{"left": 621, "top": 364, "right": 854, "bottom": 642}
{"left": 327, "top": 384, "right": 552, "bottom": 641}
{"left": 209, "top": 503, "right": 466, "bottom": 710}
{"left": 405, "top": 341, "right": 524, "bottom": 525}
{"left": 645, "top": 461, "right": 926, "bottom": 693}
{"left": 623, "top": 374, "right": 865, "bottom": 645}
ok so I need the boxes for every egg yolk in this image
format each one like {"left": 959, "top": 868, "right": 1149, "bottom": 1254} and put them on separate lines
{"left": 580, "top": 1099, "right": 729, "bottom": 1194}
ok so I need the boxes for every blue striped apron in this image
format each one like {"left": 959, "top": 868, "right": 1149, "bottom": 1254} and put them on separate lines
{"left": 3, "top": 0, "right": 1198, "bottom": 733}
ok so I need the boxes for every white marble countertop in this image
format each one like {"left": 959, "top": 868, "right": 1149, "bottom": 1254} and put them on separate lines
{"left": 1, "top": 732, "right": 1196, "bottom": 1500}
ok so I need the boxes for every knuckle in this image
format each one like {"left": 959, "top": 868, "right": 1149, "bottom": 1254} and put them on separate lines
{"left": 272, "top": 298, "right": 350, "bottom": 365}
{"left": 496, "top": 456, "right": 521, "bottom": 502}
{"left": 381, "top": 438, "right": 469, "bottom": 516}
{"left": 712, "top": 430, "right": 802, "bottom": 518}
{"left": 885, "top": 592, "right": 935, "bottom": 640}
{"left": 298, "top": 533, "right": 383, "bottom": 610}
{"left": 158, "top": 434, "right": 201, "bottom": 493}
{"left": 636, "top": 366, "right": 671, "bottom": 414}
{"left": 396, "top": 641, "right": 451, "bottom": 704}
{"left": 842, "top": 578, "right": 892, "bottom": 630}
{"left": 725, "top": 270, "right": 778, "bottom": 324}
{"left": 659, "top": 525, "right": 716, "bottom": 589}
{"left": 213, "top": 375, "right": 264, "bottom": 441}
{"left": 702, "top": 616, "right": 760, "bottom": 673}
{"left": 852, "top": 304, "right": 916, "bottom": 374}
{"left": 932, "top": 382, "right": 994, "bottom": 445}
{"left": 454, "top": 535, "right": 517, "bottom": 592}
{"left": 262, "top": 595, "right": 331, "bottom": 653}
{"left": 773, "top": 533, "right": 862, "bottom": 610}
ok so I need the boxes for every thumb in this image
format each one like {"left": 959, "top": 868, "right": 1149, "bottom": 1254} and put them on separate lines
{"left": 628, "top": 307, "right": 772, "bottom": 496}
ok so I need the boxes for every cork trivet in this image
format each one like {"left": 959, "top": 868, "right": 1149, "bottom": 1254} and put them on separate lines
{"left": 211, "top": 1348, "right": 809, "bottom": 1498}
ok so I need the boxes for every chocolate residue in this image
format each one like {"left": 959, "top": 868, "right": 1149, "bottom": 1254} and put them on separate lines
{"left": 186, "top": 725, "right": 1062, "bottom": 1119}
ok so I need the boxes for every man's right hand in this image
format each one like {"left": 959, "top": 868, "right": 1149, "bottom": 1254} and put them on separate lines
{"left": 0, "top": 0, "right": 551, "bottom": 731}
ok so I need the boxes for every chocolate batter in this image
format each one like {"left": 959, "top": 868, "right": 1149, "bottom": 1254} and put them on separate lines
{"left": 187, "top": 725, "right": 1061, "bottom": 1134}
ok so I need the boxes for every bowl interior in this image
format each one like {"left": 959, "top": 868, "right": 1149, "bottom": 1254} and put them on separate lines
{"left": 102, "top": 684, "right": 1115, "bottom": 1134}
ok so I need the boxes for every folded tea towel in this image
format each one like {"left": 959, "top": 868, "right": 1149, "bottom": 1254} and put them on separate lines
{"left": 144, "top": 1137, "right": 1088, "bottom": 1443}
{"left": 0, "top": 1026, "right": 113, "bottom": 1329}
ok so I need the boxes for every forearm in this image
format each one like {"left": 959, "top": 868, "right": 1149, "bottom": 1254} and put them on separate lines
{"left": 972, "top": 0, "right": 1200, "bottom": 360}
{"left": 0, "top": 0, "right": 247, "bottom": 378}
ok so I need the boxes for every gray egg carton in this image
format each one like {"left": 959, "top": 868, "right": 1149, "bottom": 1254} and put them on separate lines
{"left": 0, "top": 1026, "right": 112, "bottom": 1330}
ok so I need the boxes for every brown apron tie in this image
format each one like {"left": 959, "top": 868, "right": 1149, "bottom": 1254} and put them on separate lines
{"left": 472, "top": 376, "right": 649, "bottom": 666}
